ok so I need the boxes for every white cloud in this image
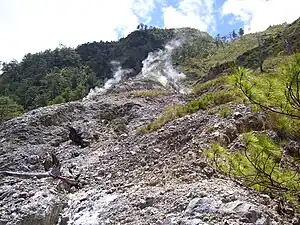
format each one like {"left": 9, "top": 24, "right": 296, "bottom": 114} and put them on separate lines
{"left": 221, "top": 0, "right": 300, "bottom": 33}
{"left": 0, "top": 0, "right": 157, "bottom": 63}
{"left": 162, "top": 0, "right": 215, "bottom": 31}
{"left": 132, "top": 0, "right": 156, "bottom": 19}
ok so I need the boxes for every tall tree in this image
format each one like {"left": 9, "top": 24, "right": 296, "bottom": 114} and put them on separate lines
{"left": 232, "top": 29, "right": 238, "bottom": 40}
{"left": 215, "top": 34, "right": 221, "bottom": 48}
{"left": 239, "top": 28, "right": 244, "bottom": 37}
{"left": 221, "top": 35, "right": 227, "bottom": 43}
{"left": 137, "top": 23, "right": 144, "bottom": 30}
{"left": 257, "top": 34, "right": 265, "bottom": 73}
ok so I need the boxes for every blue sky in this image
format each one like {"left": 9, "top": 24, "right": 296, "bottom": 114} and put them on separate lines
{"left": 0, "top": 0, "right": 299, "bottom": 63}
{"left": 142, "top": 0, "right": 244, "bottom": 36}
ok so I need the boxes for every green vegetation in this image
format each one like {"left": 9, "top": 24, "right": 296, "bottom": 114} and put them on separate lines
{"left": 131, "top": 89, "right": 169, "bottom": 97}
{"left": 0, "top": 96, "right": 24, "bottom": 122}
{"left": 219, "top": 105, "right": 232, "bottom": 118}
{"left": 192, "top": 76, "right": 226, "bottom": 95}
{"left": 205, "top": 133, "right": 300, "bottom": 205}
{"left": 0, "top": 63, "right": 95, "bottom": 111}
{"left": 207, "top": 32, "right": 260, "bottom": 67}
{"left": 140, "top": 49, "right": 300, "bottom": 134}
{"left": 0, "top": 27, "right": 213, "bottom": 122}
{"left": 139, "top": 88, "right": 241, "bottom": 133}
{"left": 234, "top": 54, "right": 300, "bottom": 139}
{"left": 200, "top": 51, "right": 300, "bottom": 209}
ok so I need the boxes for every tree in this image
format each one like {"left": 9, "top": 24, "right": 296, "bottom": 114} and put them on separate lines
{"left": 228, "top": 32, "right": 233, "bottom": 41}
{"left": 257, "top": 34, "right": 265, "bottom": 73}
{"left": 0, "top": 28, "right": 178, "bottom": 113}
{"left": 284, "top": 38, "right": 292, "bottom": 55}
{"left": 215, "top": 34, "right": 221, "bottom": 48}
{"left": 137, "top": 23, "right": 145, "bottom": 30}
{"left": 239, "top": 28, "right": 244, "bottom": 37}
{"left": 71, "top": 75, "right": 78, "bottom": 90}
{"left": 232, "top": 30, "right": 238, "bottom": 40}
{"left": 48, "top": 95, "right": 65, "bottom": 105}
{"left": 221, "top": 35, "right": 227, "bottom": 43}
{"left": 0, "top": 96, "right": 24, "bottom": 122}
{"left": 236, "top": 54, "right": 300, "bottom": 120}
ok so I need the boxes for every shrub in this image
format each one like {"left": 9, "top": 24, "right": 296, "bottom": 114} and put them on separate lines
{"left": 234, "top": 54, "right": 300, "bottom": 139}
{"left": 0, "top": 96, "right": 24, "bottom": 122}
{"left": 219, "top": 105, "right": 232, "bottom": 118}
{"left": 205, "top": 132, "right": 300, "bottom": 205}
{"left": 48, "top": 95, "right": 65, "bottom": 105}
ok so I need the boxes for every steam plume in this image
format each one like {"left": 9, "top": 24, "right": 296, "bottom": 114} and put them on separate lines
{"left": 139, "top": 39, "right": 190, "bottom": 94}
{"left": 83, "top": 61, "right": 132, "bottom": 100}
{"left": 84, "top": 36, "right": 191, "bottom": 100}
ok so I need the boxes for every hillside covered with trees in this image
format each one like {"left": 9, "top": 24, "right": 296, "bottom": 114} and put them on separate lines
{"left": 0, "top": 27, "right": 215, "bottom": 119}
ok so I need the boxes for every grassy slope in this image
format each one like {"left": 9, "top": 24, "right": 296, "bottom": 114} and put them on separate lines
{"left": 180, "top": 18, "right": 300, "bottom": 83}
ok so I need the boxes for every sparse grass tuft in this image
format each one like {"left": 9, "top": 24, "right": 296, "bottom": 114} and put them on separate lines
{"left": 131, "top": 89, "right": 169, "bottom": 97}
{"left": 192, "top": 76, "right": 225, "bottom": 95}
{"left": 219, "top": 105, "right": 232, "bottom": 118}
{"left": 137, "top": 105, "right": 189, "bottom": 133}
{"left": 139, "top": 89, "right": 241, "bottom": 133}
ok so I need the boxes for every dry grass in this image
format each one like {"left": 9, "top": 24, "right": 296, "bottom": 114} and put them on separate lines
{"left": 131, "top": 89, "right": 169, "bottom": 97}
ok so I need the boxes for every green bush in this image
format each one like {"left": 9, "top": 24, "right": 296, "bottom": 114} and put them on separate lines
{"left": 0, "top": 96, "right": 24, "bottom": 122}
{"left": 205, "top": 132, "right": 300, "bottom": 205}
{"left": 234, "top": 54, "right": 300, "bottom": 139}
{"left": 219, "top": 105, "right": 232, "bottom": 118}
{"left": 48, "top": 95, "right": 66, "bottom": 105}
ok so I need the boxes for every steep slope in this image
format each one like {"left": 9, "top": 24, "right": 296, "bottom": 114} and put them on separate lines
{"left": 0, "top": 71, "right": 298, "bottom": 224}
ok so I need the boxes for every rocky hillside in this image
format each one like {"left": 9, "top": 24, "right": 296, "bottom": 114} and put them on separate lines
{"left": 1, "top": 19, "right": 300, "bottom": 225}
{"left": 0, "top": 75, "right": 298, "bottom": 225}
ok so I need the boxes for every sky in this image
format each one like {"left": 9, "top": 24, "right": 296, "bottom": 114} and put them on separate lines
{"left": 0, "top": 0, "right": 299, "bottom": 63}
